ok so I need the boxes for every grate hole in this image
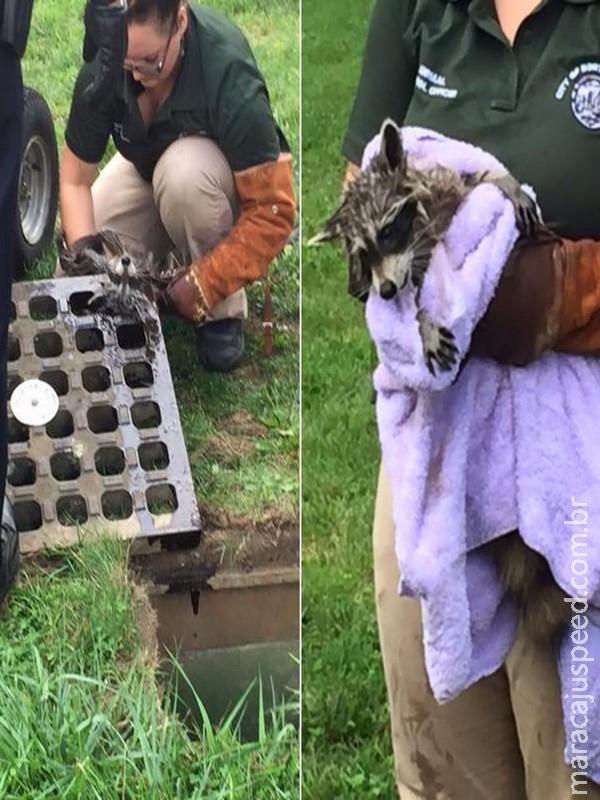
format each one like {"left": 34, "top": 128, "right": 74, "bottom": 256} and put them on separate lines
{"left": 82, "top": 366, "right": 111, "bottom": 393}
{"left": 123, "top": 362, "right": 153, "bottom": 388}
{"left": 76, "top": 328, "right": 104, "bottom": 353}
{"left": 50, "top": 452, "right": 81, "bottom": 482}
{"left": 7, "top": 375, "right": 23, "bottom": 398}
{"left": 8, "top": 417, "right": 29, "bottom": 443}
{"left": 8, "top": 335, "right": 20, "bottom": 362}
{"left": 9, "top": 302, "right": 16, "bottom": 322}
{"left": 88, "top": 405, "right": 118, "bottom": 433}
{"left": 95, "top": 446, "right": 125, "bottom": 476}
{"left": 13, "top": 500, "right": 42, "bottom": 532}
{"left": 57, "top": 495, "right": 88, "bottom": 526}
{"left": 138, "top": 442, "right": 169, "bottom": 471}
{"left": 146, "top": 484, "right": 178, "bottom": 516}
{"left": 46, "top": 410, "right": 74, "bottom": 439}
{"left": 131, "top": 401, "right": 161, "bottom": 430}
{"left": 29, "top": 296, "right": 57, "bottom": 320}
{"left": 8, "top": 458, "right": 36, "bottom": 487}
{"left": 117, "top": 324, "right": 146, "bottom": 350}
{"left": 40, "top": 370, "right": 68, "bottom": 396}
{"left": 70, "top": 292, "right": 96, "bottom": 316}
{"left": 102, "top": 490, "right": 133, "bottom": 520}
{"left": 34, "top": 332, "right": 62, "bottom": 358}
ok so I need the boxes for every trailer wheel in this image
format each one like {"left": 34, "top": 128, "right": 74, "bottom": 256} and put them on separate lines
{"left": 14, "top": 87, "right": 59, "bottom": 277}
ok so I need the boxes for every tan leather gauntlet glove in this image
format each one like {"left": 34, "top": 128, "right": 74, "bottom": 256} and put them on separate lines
{"left": 469, "top": 236, "right": 600, "bottom": 365}
{"left": 167, "top": 153, "right": 295, "bottom": 323}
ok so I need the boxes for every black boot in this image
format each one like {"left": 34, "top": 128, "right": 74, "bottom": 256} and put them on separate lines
{"left": 195, "top": 318, "right": 244, "bottom": 372}
{"left": 0, "top": 498, "right": 19, "bottom": 606}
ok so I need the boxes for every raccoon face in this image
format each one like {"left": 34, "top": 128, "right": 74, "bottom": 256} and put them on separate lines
{"left": 310, "top": 119, "right": 433, "bottom": 302}
{"left": 366, "top": 198, "right": 419, "bottom": 300}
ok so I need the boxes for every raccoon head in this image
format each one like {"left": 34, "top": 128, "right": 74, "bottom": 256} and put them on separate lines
{"left": 310, "top": 119, "right": 429, "bottom": 302}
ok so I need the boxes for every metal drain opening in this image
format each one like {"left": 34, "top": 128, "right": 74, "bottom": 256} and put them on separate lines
{"left": 7, "top": 375, "right": 23, "bottom": 397}
{"left": 8, "top": 335, "right": 21, "bottom": 362}
{"left": 123, "top": 361, "right": 153, "bottom": 388}
{"left": 8, "top": 457, "right": 36, "bottom": 486}
{"left": 88, "top": 405, "right": 118, "bottom": 433}
{"left": 50, "top": 452, "right": 81, "bottom": 482}
{"left": 95, "top": 446, "right": 125, "bottom": 476}
{"left": 9, "top": 302, "right": 16, "bottom": 322}
{"left": 117, "top": 324, "right": 146, "bottom": 350}
{"left": 46, "top": 410, "right": 74, "bottom": 439}
{"left": 34, "top": 331, "right": 63, "bottom": 358}
{"left": 13, "top": 500, "right": 42, "bottom": 532}
{"left": 82, "top": 365, "right": 111, "bottom": 393}
{"left": 70, "top": 292, "right": 96, "bottom": 316}
{"left": 101, "top": 490, "right": 133, "bottom": 520}
{"left": 138, "top": 441, "right": 169, "bottom": 471}
{"left": 40, "top": 370, "right": 69, "bottom": 396}
{"left": 8, "top": 417, "right": 29, "bottom": 443}
{"left": 29, "top": 295, "right": 57, "bottom": 321}
{"left": 75, "top": 328, "right": 104, "bottom": 353}
{"left": 56, "top": 495, "right": 88, "bottom": 526}
{"left": 131, "top": 401, "right": 161, "bottom": 430}
{"left": 146, "top": 484, "right": 178, "bottom": 515}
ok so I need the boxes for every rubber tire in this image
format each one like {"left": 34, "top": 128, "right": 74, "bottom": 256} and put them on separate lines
{"left": 14, "top": 86, "right": 59, "bottom": 278}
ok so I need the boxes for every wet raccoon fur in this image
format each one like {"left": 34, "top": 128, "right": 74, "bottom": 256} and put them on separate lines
{"left": 311, "top": 119, "right": 541, "bottom": 376}
{"left": 312, "top": 120, "right": 568, "bottom": 642}
{"left": 57, "top": 229, "right": 179, "bottom": 321}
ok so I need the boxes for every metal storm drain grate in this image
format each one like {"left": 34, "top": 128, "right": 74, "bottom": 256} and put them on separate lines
{"left": 7, "top": 276, "right": 201, "bottom": 553}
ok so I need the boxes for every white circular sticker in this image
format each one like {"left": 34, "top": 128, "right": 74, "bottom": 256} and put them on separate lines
{"left": 10, "top": 379, "right": 60, "bottom": 426}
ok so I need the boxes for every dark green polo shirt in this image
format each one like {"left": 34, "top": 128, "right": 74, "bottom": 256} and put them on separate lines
{"left": 65, "top": 5, "right": 283, "bottom": 181}
{"left": 343, "top": 0, "right": 600, "bottom": 239}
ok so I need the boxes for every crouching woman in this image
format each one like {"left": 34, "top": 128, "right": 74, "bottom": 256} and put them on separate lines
{"left": 60, "top": 0, "right": 295, "bottom": 372}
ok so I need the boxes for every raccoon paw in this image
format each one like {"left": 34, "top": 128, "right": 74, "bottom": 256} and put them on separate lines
{"left": 490, "top": 175, "right": 540, "bottom": 238}
{"left": 418, "top": 314, "right": 459, "bottom": 375}
{"left": 513, "top": 192, "right": 540, "bottom": 239}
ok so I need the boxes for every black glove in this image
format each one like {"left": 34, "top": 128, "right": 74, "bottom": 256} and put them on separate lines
{"left": 81, "top": 0, "right": 128, "bottom": 107}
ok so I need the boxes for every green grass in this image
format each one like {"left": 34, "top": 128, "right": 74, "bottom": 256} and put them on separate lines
{"left": 301, "top": 0, "right": 396, "bottom": 796}
{"left": 22, "top": 0, "right": 299, "bottom": 527}
{"left": 0, "top": 537, "right": 299, "bottom": 798}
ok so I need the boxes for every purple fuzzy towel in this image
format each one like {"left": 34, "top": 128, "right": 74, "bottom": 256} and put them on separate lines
{"left": 363, "top": 127, "right": 600, "bottom": 779}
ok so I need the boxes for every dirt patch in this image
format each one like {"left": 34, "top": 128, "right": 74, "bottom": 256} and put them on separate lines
{"left": 191, "top": 502, "right": 298, "bottom": 576}
{"left": 130, "top": 505, "right": 298, "bottom": 590}
{"left": 220, "top": 409, "right": 268, "bottom": 438}
{"left": 130, "top": 579, "right": 159, "bottom": 668}
{"left": 189, "top": 431, "right": 254, "bottom": 465}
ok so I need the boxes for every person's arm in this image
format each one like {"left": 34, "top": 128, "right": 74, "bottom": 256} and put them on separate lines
{"left": 166, "top": 31, "right": 296, "bottom": 323}
{"left": 343, "top": 161, "right": 361, "bottom": 191}
{"left": 59, "top": 145, "right": 98, "bottom": 247}
{"left": 342, "top": 0, "right": 419, "bottom": 166}
{"left": 469, "top": 237, "right": 600, "bottom": 364}
{"left": 167, "top": 152, "right": 295, "bottom": 322}
{"left": 82, "top": 0, "right": 127, "bottom": 107}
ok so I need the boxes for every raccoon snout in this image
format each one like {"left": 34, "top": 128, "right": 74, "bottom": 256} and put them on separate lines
{"left": 379, "top": 279, "right": 397, "bottom": 300}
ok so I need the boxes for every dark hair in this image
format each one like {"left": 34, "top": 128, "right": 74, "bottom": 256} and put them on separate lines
{"left": 126, "top": 0, "right": 182, "bottom": 27}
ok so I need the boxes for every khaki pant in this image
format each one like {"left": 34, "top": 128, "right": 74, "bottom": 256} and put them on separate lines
{"left": 373, "top": 463, "right": 600, "bottom": 800}
{"left": 84, "top": 136, "right": 246, "bottom": 321}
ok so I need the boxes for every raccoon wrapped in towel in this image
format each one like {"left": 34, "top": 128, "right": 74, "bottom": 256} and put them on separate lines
{"left": 312, "top": 120, "right": 542, "bottom": 375}
{"left": 311, "top": 121, "right": 584, "bottom": 646}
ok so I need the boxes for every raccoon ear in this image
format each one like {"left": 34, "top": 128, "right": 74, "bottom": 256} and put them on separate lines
{"left": 379, "top": 119, "right": 405, "bottom": 172}
{"left": 308, "top": 208, "right": 345, "bottom": 245}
